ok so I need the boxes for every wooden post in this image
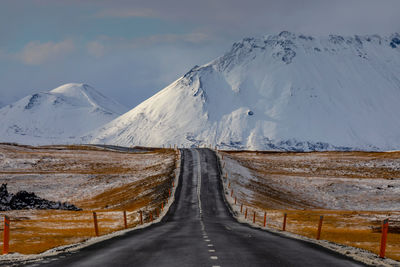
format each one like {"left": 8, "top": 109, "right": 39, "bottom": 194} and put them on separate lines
{"left": 161, "top": 202, "right": 164, "bottom": 211}
{"left": 245, "top": 208, "right": 248, "bottom": 219}
{"left": 230, "top": 189, "right": 233, "bottom": 197}
{"left": 150, "top": 211, "right": 153, "bottom": 222}
{"left": 380, "top": 219, "right": 389, "bottom": 258}
{"left": 225, "top": 173, "right": 227, "bottom": 179}
{"left": 156, "top": 208, "right": 159, "bottom": 218}
{"left": 234, "top": 196, "right": 237, "bottom": 205}
{"left": 263, "top": 212, "right": 267, "bottom": 227}
{"left": 140, "top": 210, "right": 143, "bottom": 225}
{"left": 228, "top": 181, "right": 231, "bottom": 188}
{"left": 123, "top": 211, "right": 128, "bottom": 229}
{"left": 240, "top": 204, "right": 243, "bottom": 213}
{"left": 3, "top": 216, "right": 10, "bottom": 255}
{"left": 172, "top": 180, "right": 175, "bottom": 187}
{"left": 282, "top": 213, "right": 287, "bottom": 231}
{"left": 253, "top": 211, "right": 256, "bottom": 224}
{"left": 93, "top": 212, "right": 99, "bottom": 236}
{"left": 316, "top": 216, "right": 324, "bottom": 240}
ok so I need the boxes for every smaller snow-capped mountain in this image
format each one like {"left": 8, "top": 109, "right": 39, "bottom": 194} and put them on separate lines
{"left": 0, "top": 83, "right": 127, "bottom": 145}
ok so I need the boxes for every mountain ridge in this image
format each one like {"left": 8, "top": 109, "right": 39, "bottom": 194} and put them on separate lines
{"left": 86, "top": 32, "right": 400, "bottom": 151}
{"left": 0, "top": 83, "right": 127, "bottom": 145}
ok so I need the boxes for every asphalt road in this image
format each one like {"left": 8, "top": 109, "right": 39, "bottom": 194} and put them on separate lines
{"left": 23, "top": 148, "right": 365, "bottom": 267}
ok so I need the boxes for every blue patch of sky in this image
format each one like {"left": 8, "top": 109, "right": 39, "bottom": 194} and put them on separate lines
{"left": 0, "top": 3, "right": 191, "bottom": 52}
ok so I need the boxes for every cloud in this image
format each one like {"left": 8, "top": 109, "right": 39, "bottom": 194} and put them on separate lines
{"left": 87, "top": 41, "right": 106, "bottom": 58}
{"left": 93, "top": 7, "right": 157, "bottom": 18}
{"left": 18, "top": 39, "right": 75, "bottom": 65}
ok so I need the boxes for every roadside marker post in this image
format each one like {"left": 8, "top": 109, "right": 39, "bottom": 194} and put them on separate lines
{"left": 316, "top": 216, "right": 324, "bottom": 240}
{"left": 245, "top": 208, "right": 248, "bottom": 219}
{"left": 161, "top": 202, "right": 164, "bottom": 211}
{"left": 282, "top": 213, "right": 287, "bottom": 231}
{"left": 263, "top": 212, "right": 267, "bottom": 227}
{"left": 240, "top": 204, "right": 243, "bottom": 213}
{"left": 253, "top": 211, "right": 256, "bottom": 224}
{"left": 140, "top": 210, "right": 143, "bottom": 225}
{"left": 123, "top": 211, "right": 128, "bottom": 229}
{"left": 150, "top": 211, "right": 153, "bottom": 222}
{"left": 380, "top": 219, "right": 389, "bottom": 258}
{"left": 93, "top": 212, "right": 99, "bottom": 237}
{"left": 3, "top": 216, "right": 10, "bottom": 255}
{"left": 234, "top": 196, "right": 237, "bottom": 205}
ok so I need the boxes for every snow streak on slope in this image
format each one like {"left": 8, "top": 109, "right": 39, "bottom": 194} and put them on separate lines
{"left": 0, "top": 83, "right": 127, "bottom": 145}
{"left": 88, "top": 32, "right": 400, "bottom": 151}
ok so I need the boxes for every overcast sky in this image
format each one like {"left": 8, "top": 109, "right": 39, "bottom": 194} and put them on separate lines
{"left": 0, "top": 0, "right": 399, "bottom": 108}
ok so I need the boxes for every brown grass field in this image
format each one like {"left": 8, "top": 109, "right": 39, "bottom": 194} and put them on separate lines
{"left": 222, "top": 151, "right": 400, "bottom": 261}
{"left": 0, "top": 144, "right": 178, "bottom": 254}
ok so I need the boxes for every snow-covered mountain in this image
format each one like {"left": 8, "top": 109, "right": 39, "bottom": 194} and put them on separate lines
{"left": 87, "top": 32, "right": 400, "bottom": 151}
{"left": 0, "top": 83, "right": 127, "bottom": 145}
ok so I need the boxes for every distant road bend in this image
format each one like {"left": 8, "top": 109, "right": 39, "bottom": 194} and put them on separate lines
{"left": 25, "top": 148, "right": 364, "bottom": 267}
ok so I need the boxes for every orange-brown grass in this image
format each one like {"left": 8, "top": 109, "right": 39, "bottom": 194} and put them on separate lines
{"left": 0, "top": 144, "right": 178, "bottom": 254}
{"left": 223, "top": 151, "right": 400, "bottom": 261}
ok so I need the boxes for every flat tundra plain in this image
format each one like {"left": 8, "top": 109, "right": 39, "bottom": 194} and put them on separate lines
{"left": 0, "top": 144, "right": 177, "bottom": 254}
{"left": 221, "top": 151, "right": 400, "bottom": 261}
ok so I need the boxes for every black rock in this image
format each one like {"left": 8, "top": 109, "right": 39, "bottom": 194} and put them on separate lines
{"left": 0, "top": 183, "right": 81, "bottom": 211}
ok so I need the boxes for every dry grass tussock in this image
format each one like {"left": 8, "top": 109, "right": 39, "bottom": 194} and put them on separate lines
{"left": 0, "top": 144, "right": 177, "bottom": 254}
{"left": 223, "top": 151, "right": 400, "bottom": 261}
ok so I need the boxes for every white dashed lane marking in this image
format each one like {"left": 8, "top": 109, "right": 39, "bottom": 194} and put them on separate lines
{"left": 210, "top": 256, "right": 218, "bottom": 260}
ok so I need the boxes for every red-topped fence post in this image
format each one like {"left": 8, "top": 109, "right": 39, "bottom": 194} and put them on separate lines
{"left": 380, "top": 219, "right": 389, "bottom": 258}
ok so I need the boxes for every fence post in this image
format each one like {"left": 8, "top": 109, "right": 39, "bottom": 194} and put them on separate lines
{"left": 169, "top": 188, "right": 171, "bottom": 197}
{"left": 380, "top": 219, "right": 389, "bottom": 258}
{"left": 228, "top": 181, "right": 231, "bottom": 188}
{"left": 245, "top": 208, "right": 248, "bottom": 219}
{"left": 150, "top": 211, "right": 153, "bottom": 222}
{"left": 282, "top": 213, "right": 287, "bottom": 231}
{"left": 123, "top": 211, "right": 128, "bottom": 229}
{"left": 161, "top": 202, "right": 164, "bottom": 211}
{"left": 3, "top": 216, "right": 10, "bottom": 255}
{"left": 263, "top": 212, "right": 267, "bottom": 227}
{"left": 230, "top": 189, "right": 233, "bottom": 197}
{"left": 93, "top": 212, "right": 99, "bottom": 236}
{"left": 234, "top": 196, "right": 237, "bottom": 205}
{"left": 156, "top": 208, "right": 159, "bottom": 218}
{"left": 140, "top": 210, "right": 143, "bottom": 225}
{"left": 316, "top": 216, "right": 324, "bottom": 240}
{"left": 240, "top": 204, "right": 243, "bottom": 213}
{"left": 253, "top": 211, "right": 256, "bottom": 224}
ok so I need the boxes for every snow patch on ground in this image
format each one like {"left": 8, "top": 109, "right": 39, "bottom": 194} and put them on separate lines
{"left": 217, "top": 151, "right": 400, "bottom": 267}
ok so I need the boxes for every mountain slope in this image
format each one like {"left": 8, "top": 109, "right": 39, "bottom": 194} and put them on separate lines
{"left": 0, "top": 83, "right": 127, "bottom": 145}
{"left": 90, "top": 32, "right": 400, "bottom": 151}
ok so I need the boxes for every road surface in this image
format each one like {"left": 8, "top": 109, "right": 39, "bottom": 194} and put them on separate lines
{"left": 22, "top": 149, "right": 365, "bottom": 267}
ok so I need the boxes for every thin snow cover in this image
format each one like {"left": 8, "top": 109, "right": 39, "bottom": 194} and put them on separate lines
{"left": 0, "top": 151, "right": 181, "bottom": 265}
{"left": 0, "top": 83, "right": 127, "bottom": 145}
{"left": 87, "top": 32, "right": 400, "bottom": 151}
{"left": 217, "top": 152, "right": 400, "bottom": 267}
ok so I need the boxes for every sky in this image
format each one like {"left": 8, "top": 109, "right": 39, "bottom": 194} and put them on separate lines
{"left": 0, "top": 0, "right": 399, "bottom": 109}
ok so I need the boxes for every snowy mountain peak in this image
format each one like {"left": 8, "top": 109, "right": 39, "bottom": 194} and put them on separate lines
{"left": 0, "top": 83, "right": 128, "bottom": 145}
{"left": 87, "top": 32, "right": 400, "bottom": 151}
